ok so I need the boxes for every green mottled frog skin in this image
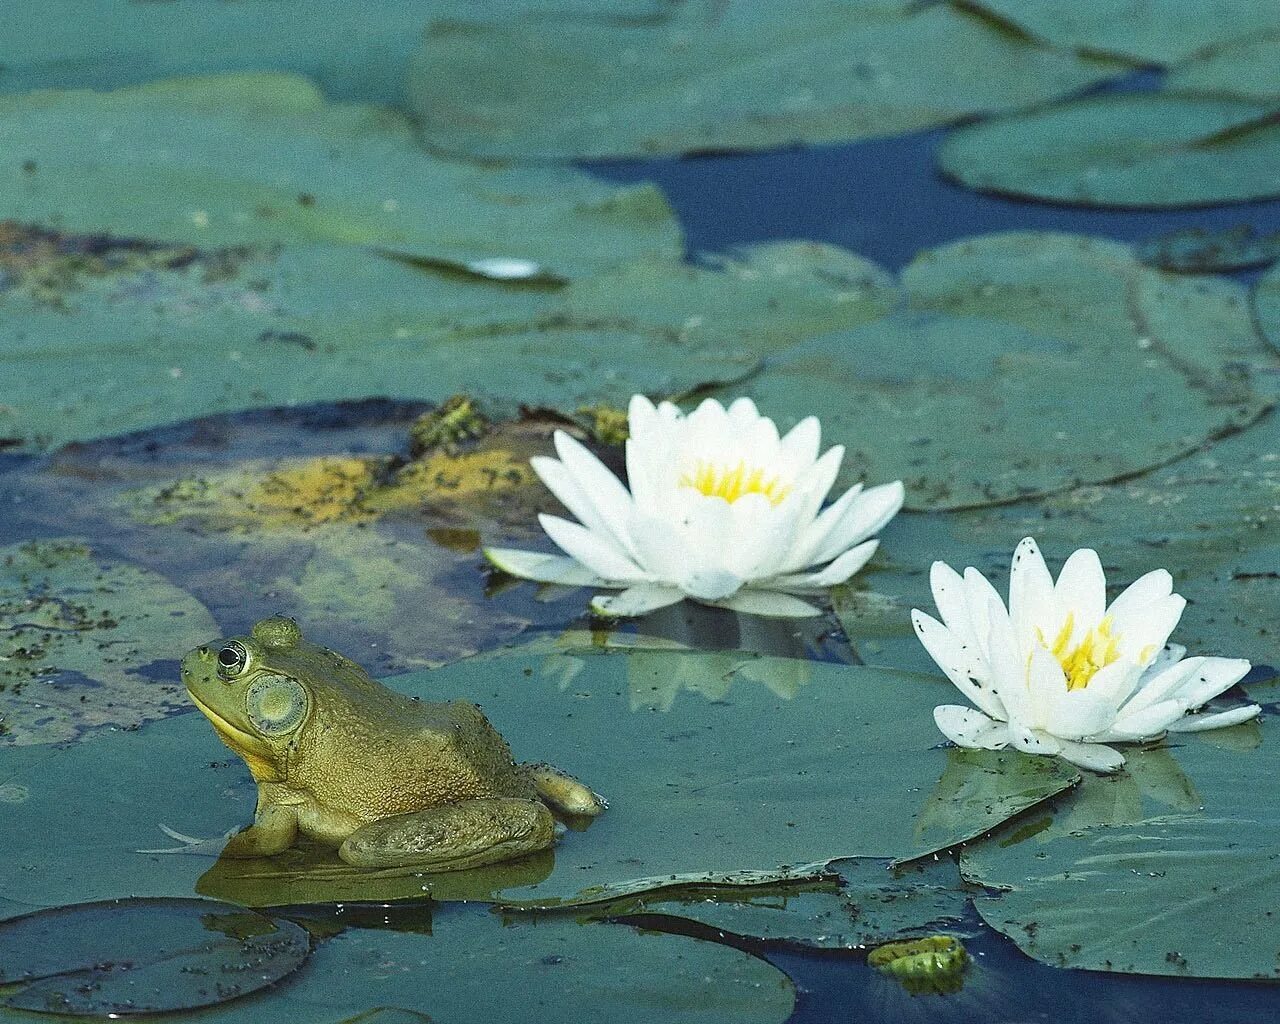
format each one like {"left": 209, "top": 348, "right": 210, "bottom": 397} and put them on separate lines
{"left": 181, "top": 617, "right": 605, "bottom": 871}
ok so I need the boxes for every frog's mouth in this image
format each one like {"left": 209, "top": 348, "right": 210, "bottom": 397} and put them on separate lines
{"left": 188, "top": 690, "right": 281, "bottom": 782}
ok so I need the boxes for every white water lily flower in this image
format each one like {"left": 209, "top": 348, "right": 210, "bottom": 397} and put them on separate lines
{"left": 913, "top": 537, "right": 1260, "bottom": 773}
{"left": 485, "top": 395, "right": 904, "bottom": 618}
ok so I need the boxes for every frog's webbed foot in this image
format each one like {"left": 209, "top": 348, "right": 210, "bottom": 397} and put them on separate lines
{"left": 136, "top": 823, "right": 239, "bottom": 856}
{"left": 220, "top": 803, "right": 299, "bottom": 858}
{"left": 339, "top": 797, "right": 556, "bottom": 871}
{"left": 524, "top": 762, "right": 608, "bottom": 817}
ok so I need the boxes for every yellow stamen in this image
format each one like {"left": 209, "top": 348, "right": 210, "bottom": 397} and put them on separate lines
{"left": 679, "top": 459, "right": 791, "bottom": 505}
{"left": 1042, "top": 613, "right": 1123, "bottom": 691}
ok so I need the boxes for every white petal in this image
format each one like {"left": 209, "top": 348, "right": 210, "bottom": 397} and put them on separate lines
{"left": 911, "top": 610, "right": 1005, "bottom": 719}
{"left": 1115, "top": 595, "right": 1186, "bottom": 666}
{"left": 1078, "top": 659, "right": 1143, "bottom": 710}
{"left": 590, "top": 585, "right": 685, "bottom": 617}
{"left": 628, "top": 511, "right": 695, "bottom": 584}
{"left": 1041, "top": 689, "right": 1116, "bottom": 740}
{"left": 532, "top": 450, "right": 635, "bottom": 561}
{"left": 1120, "top": 656, "right": 1207, "bottom": 717}
{"left": 784, "top": 481, "right": 864, "bottom": 569}
{"left": 929, "top": 561, "right": 973, "bottom": 642}
{"left": 934, "top": 705, "right": 1009, "bottom": 750}
{"left": 539, "top": 515, "right": 647, "bottom": 582}
{"left": 786, "top": 445, "right": 844, "bottom": 535}
{"left": 705, "top": 590, "right": 823, "bottom": 617}
{"left": 1010, "top": 724, "right": 1062, "bottom": 756}
{"left": 1105, "top": 568, "right": 1173, "bottom": 623}
{"left": 1170, "top": 657, "right": 1252, "bottom": 709}
{"left": 986, "top": 596, "right": 1032, "bottom": 725}
{"left": 552, "top": 431, "right": 636, "bottom": 542}
{"left": 1107, "top": 698, "right": 1187, "bottom": 740}
{"left": 1054, "top": 547, "right": 1106, "bottom": 634}
{"left": 1142, "top": 643, "right": 1187, "bottom": 679}
{"left": 1027, "top": 643, "right": 1068, "bottom": 726}
{"left": 779, "top": 415, "right": 822, "bottom": 466}
{"left": 1055, "top": 739, "right": 1125, "bottom": 773}
{"left": 1166, "top": 704, "right": 1261, "bottom": 733}
{"left": 1009, "top": 537, "right": 1057, "bottom": 642}
{"left": 483, "top": 548, "right": 604, "bottom": 586}
{"left": 809, "top": 481, "right": 904, "bottom": 565}
{"left": 962, "top": 566, "right": 1005, "bottom": 662}
{"left": 769, "top": 540, "right": 878, "bottom": 591}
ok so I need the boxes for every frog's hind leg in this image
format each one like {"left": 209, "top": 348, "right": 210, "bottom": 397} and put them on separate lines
{"left": 338, "top": 798, "right": 555, "bottom": 871}
{"left": 524, "top": 762, "right": 607, "bottom": 817}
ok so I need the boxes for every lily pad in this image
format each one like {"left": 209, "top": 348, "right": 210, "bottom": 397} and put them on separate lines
{"left": 963, "top": 0, "right": 1276, "bottom": 64}
{"left": 0, "top": 231, "right": 905, "bottom": 451}
{"left": 726, "top": 232, "right": 1275, "bottom": 509}
{"left": 1167, "top": 35, "right": 1280, "bottom": 101}
{"left": 0, "top": 648, "right": 1077, "bottom": 910}
{"left": 152, "top": 906, "right": 796, "bottom": 1024}
{"left": 1253, "top": 259, "right": 1280, "bottom": 354}
{"left": 0, "top": 538, "right": 217, "bottom": 745}
{"left": 0, "top": 898, "right": 310, "bottom": 1016}
{"left": 1137, "top": 224, "right": 1280, "bottom": 273}
{"left": 0, "top": 73, "right": 679, "bottom": 278}
{"left": 409, "top": 3, "right": 1120, "bottom": 160}
{"left": 938, "top": 93, "right": 1280, "bottom": 208}
{"left": 960, "top": 723, "right": 1280, "bottom": 979}
{"left": 605, "top": 856, "right": 972, "bottom": 950}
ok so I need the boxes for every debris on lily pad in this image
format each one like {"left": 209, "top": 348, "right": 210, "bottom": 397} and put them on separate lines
{"left": 409, "top": 3, "right": 1121, "bottom": 160}
{"left": 0, "top": 538, "right": 217, "bottom": 745}
{"left": 0, "top": 648, "right": 1078, "bottom": 911}
{"left": 0, "top": 72, "right": 681, "bottom": 278}
{"left": 723, "top": 232, "right": 1276, "bottom": 508}
{"left": 0, "top": 898, "right": 310, "bottom": 1016}
{"left": 960, "top": 724, "right": 1280, "bottom": 979}
{"left": 938, "top": 93, "right": 1280, "bottom": 208}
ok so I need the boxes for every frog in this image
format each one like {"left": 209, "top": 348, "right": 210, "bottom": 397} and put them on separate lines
{"left": 180, "top": 616, "right": 605, "bottom": 871}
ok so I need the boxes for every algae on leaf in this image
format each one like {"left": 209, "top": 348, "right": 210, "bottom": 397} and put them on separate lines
{"left": 0, "top": 648, "right": 1077, "bottom": 910}
{"left": 724, "top": 232, "right": 1276, "bottom": 509}
{"left": 409, "top": 4, "right": 1120, "bottom": 161}
{"left": 0, "top": 73, "right": 680, "bottom": 278}
{"left": 0, "top": 538, "right": 217, "bottom": 746}
{"left": 938, "top": 93, "right": 1280, "bottom": 208}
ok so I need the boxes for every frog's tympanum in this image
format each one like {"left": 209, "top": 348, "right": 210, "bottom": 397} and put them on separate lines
{"left": 182, "top": 617, "right": 605, "bottom": 871}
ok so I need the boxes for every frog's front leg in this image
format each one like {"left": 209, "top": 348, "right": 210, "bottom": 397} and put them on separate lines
{"left": 339, "top": 798, "right": 555, "bottom": 871}
{"left": 221, "top": 802, "right": 299, "bottom": 858}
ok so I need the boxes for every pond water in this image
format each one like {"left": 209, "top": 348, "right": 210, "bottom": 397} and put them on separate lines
{"left": 2, "top": 4, "right": 1280, "bottom": 1023}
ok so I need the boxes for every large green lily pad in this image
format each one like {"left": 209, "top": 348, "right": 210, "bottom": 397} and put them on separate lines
{"left": 0, "top": 898, "right": 310, "bottom": 1016}
{"left": 0, "top": 648, "right": 1077, "bottom": 910}
{"left": 938, "top": 93, "right": 1280, "bottom": 208}
{"left": 1253, "top": 259, "right": 1280, "bottom": 354}
{"left": 409, "top": 4, "right": 1120, "bottom": 160}
{"left": 960, "top": 721, "right": 1280, "bottom": 979}
{"left": 1167, "top": 36, "right": 1280, "bottom": 101}
{"left": 963, "top": 0, "right": 1276, "bottom": 64}
{"left": 725, "top": 232, "right": 1275, "bottom": 509}
{"left": 0, "top": 232, "right": 906, "bottom": 451}
{"left": 0, "top": 538, "right": 216, "bottom": 745}
{"left": 0, "top": 73, "right": 679, "bottom": 278}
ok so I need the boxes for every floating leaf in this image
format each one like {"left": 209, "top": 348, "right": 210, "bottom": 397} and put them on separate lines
{"left": 1253, "top": 259, "right": 1280, "bottom": 354}
{"left": 1137, "top": 224, "right": 1280, "bottom": 273}
{"left": 0, "top": 73, "right": 680, "bottom": 278}
{"left": 962, "top": 0, "right": 1276, "bottom": 63}
{"left": 604, "top": 856, "right": 972, "bottom": 950}
{"left": 1167, "top": 35, "right": 1280, "bottom": 101}
{"left": 0, "top": 648, "right": 1076, "bottom": 910}
{"left": 938, "top": 93, "right": 1280, "bottom": 208}
{"left": 960, "top": 724, "right": 1280, "bottom": 979}
{"left": 0, "top": 898, "right": 309, "bottom": 1016}
{"left": 0, "top": 538, "right": 217, "bottom": 745}
{"left": 726, "top": 232, "right": 1275, "bottom": 509}
{"left": 409, "top": 4, "right": 1120, "bottom": 160}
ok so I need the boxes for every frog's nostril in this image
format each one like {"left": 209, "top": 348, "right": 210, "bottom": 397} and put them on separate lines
{"left": 198, "top": 647, "right": 210, "bottom": 657}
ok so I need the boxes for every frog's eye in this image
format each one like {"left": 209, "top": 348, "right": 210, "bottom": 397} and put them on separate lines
{"left": 246, "top": 674, "right": 308, "bottom": 737}
{"left": 216, "top": 641, "right": 249, "bottom": 679}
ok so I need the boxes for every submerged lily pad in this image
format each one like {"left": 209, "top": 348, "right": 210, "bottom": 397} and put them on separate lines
{"left": 409, "top": 4, "right": 1119, "bottom": 160}
{"left": 0, "top": 648, "right": 1076, "bottom": 910}
{"left": 0, "top": 73, "right": 679, "bottom": 278}
{"left": 0, "top": 898, "right": 309, "bottom": 1016}
{"left": 0, "top": 538, "right": 216, "bottom": 745}
{"left": 938, "top": 93, "right": 1280, "bottom": 208}
{"left": 726, "top": 232, "right": 1275, "bottom": 509}
{"left": 961, "top": 724, "right": 1280, "bottom": 979}
{"left": 964, "top": 0, "right": 1275, "bottom": 64}
{"left": 606, "top": 856, "right": 972, "bottom": 950}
